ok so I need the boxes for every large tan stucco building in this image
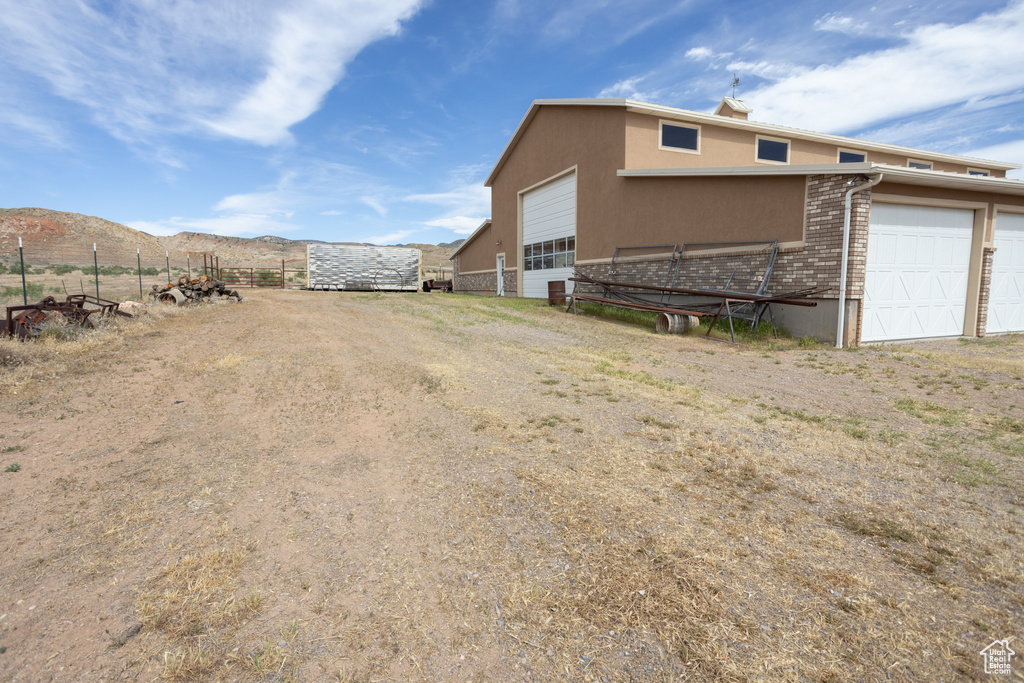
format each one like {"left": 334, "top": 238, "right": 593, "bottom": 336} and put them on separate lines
{"left": 451, "top": 98, "right": 1024, "bottom": 346}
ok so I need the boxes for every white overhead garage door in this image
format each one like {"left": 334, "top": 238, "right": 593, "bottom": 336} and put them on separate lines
{"left": 862, "top": 203, "right": 974, "bottom": 342}
{"left": 987, "top": 212, "right": 1024, "bottom": 333}
{"left": 522, "top": 172, "right": 576, "bottom": 299}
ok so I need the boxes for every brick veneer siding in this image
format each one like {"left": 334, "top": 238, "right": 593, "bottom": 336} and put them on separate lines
{"left": 452, "top": 256, "right": 518, "bottom": 295}
{"left": 576, "top": 174, "right": 870, "bottom": 297}
{"left": 976, "top": 247, "right": 996, "bottom": 336}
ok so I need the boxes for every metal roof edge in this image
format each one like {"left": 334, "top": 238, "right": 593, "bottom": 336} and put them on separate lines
{"left": 449, "top": 219, "right": 492, "bottom": 259}
{"left": 617, "top": 163, "right": 876, "bottom": 177}
{"left": 618, "top": 163, "right": 1024, "bottom": 195}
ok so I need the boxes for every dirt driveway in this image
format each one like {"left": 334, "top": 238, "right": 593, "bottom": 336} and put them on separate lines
{"left": 0, "top": 290, "right": 1021, "bottom": 681}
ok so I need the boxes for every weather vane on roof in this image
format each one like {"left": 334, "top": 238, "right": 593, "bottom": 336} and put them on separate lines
{"left": 731, "top": 73, "right": 740, "bottom": 98}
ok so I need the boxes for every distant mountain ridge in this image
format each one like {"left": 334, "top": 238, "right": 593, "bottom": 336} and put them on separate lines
{"left": 0, "top": 208, "right": 456, "bottom": 275}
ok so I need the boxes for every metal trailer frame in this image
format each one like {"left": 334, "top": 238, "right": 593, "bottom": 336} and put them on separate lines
{"left": 306, "top": 244, "right": 422, "bottom": 292}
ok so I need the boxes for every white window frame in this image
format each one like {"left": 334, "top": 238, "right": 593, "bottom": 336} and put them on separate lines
{"left": 967, "top": 168, "right": 990, "bottom": 176}
{"left": 837, "top": 148, "right": 866, "bottom": 163}
{"left": 907, "top": 159, "right": 933, "bottom": 170}
{"left": 658, "top": 120, "right": 701, "bottom": 155}
{"left": 755, "top": 135, "right": 790, "bottom": 165}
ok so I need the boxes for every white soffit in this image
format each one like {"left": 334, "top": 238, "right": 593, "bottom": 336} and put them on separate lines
{"left": 617, "top": 163, "right": 1024, "bottom": 196}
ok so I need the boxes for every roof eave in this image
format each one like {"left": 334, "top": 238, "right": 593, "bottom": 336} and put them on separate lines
{"left": 449, "top": 219, "right": 492, "bottom": 259}
{"left": 617, "top": 163, "right": 1024, "bottom": 196}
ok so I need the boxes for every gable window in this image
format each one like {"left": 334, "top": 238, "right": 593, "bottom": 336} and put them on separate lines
{"left": 756, "top": 135, "right": 789, "bottom": 164}
{"left": 968, "top": 168, "right": 990, "bottom": 176}
{"left": 659, "top": 121, "right": 700, "bottom": 153}
{"left": 908, "top": 159, "right": 932, "bottom": 170}
{"left": 838, "top": 149, "right": 866, "bottom": 163}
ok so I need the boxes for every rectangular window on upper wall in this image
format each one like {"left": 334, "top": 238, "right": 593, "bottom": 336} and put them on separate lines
{"left": 838, "top": 149, "right": 866, "bottom": 163}
{"left": 659, "top": 121, "right": 700, "bottom": 153}
{"left": 756, "top": 136, "right": 789, "bottom": 164}
{"left": 908, "top": 159, "right": 932, "bottom": 170}
{"left": 968, "top": 168, "right": 990, "bottom": 176}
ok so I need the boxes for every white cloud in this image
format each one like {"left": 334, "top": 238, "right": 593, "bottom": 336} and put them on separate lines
{"left": 0, "top": 0, "right": 424, "bottom": 156}
{"left": 320, "top": 210, "right": 344, "bottom": 216}
{"left": 597, "top": 77, "right": 653, "bottom": 100}
{"left": 129, "top": 214, "right": 299, "bottom": 237}
{"left": 360, "top": 228, "right": 419, "bottom": 244}
{"left": 405, "top": 181, "right": 490, "bottom": 213}
{"left": 423, "top": 216, "right": 488, "bottom": 234}
{"left": 360, "top": 197, "right": 389, "bottom": 217}
{"left": 748, "top": 2, "right": 1024, "bottom": 134}
{"left": 404, "top": 168, "right": 492, "bottom": 237}
{"left": 205, "top": 0, "right": 423, "bottom": 145}
{"left": 813, "top": 13, "right": 868, "bottom": 35}
{"left": 685, "top": 46, "right": 713, "bottom": 60}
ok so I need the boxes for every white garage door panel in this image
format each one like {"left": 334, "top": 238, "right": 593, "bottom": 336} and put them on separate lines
{"left": 862, "top": 203, "right": 974, "bottom": 342}
{"left": 523, "top": 172, "right": 575, "bottom": 299}
{"left": 987, "top": 212, "right": 1024, "bottom": 333}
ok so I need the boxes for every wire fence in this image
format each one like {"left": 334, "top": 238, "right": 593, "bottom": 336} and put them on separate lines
{"left": 0, "top": 238, "right": 308, "bottom": 308}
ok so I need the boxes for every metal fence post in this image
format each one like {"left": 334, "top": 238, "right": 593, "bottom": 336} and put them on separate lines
{"left": 165, "top": 251, "right": 170, "bottom": 284}
{"left": 187, "top": 254, "right": 191, "bottom": 280}
{"left": 137, "top": 248, "right": 143, "bottom": 300}
{"left": 93, "top": 243, "right": 100, "bottom": 300}
{"left": 18, "top": 236, "right": 27, "bottom": 305}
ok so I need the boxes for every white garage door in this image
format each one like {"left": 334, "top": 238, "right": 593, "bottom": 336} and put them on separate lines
{"left": 862, "top": 203, "right": 974, "bottom": 342}
{"left": 987, "top": 212, "right": 1024, "bottom": 333}
{"left": 522, "top": 172, "right": 576, "bottom": 299}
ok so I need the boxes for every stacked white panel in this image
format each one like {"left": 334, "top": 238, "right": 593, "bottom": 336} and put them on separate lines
{"left": 522, "top": 172, "right": 576, "bottom": 299}
{"left": 307, "top": 244, "right": 421, "bottom": 291}
{"left": 987, "top": 212, "right": 1024, "bottom": 333}
{"left": 862, "top": 203, "right": 974, "bottom": 342}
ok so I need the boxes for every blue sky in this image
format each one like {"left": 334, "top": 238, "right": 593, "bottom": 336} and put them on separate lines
{"left": 1, "top": 0, "right": 1022, "bottom": 245}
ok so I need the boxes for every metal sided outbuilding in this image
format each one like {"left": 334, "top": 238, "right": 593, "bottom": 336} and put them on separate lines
{"left": 307, "top": 244, "right": 421, "bottom": 292}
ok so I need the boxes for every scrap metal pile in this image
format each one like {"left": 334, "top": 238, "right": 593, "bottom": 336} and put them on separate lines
{"left": 567, "top": 241, "right": 825, "bottom": 342}
{"left": 150, "top": 275, "right": 243, "bottom": 305}
{"left": 2, "top": 294, "right": 132, "bottom": 338}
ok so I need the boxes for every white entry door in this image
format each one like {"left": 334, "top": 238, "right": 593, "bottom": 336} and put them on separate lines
{"left": 862, "top": 203, "right": 974, "bottom": 342}
{"left": 522, "top": 171, "right": 576, "bottom": 298}
{"left": 987, "top": 212, "right": 1024, "bottom": 333}
{"left": 496, "top": 255, "right": 505, "bottom": 296}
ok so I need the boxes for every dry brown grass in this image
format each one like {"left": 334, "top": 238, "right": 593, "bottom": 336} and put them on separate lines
{"left": 1, "top": 291, "right": 1021, "bottom": 681}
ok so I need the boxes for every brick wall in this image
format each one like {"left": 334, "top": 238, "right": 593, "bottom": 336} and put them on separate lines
{"left": 576, "top": 174, "right": 871, "bottom": 300}
{"left": 452, "top": 256, "right": 517, "bottom": 295}
{"left": 976, "top": 247, "right": 996, "bottom": 336}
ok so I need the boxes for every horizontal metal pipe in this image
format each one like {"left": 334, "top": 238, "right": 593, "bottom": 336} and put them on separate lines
{"left": 569, "top": 277, "right": 820, "bottom": 307}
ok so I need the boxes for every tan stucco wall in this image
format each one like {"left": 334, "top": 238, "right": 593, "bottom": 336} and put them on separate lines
{"left": 623, "top": 112, "right": 1005, "bottom": 176}
{"left": 585, "top": 175, "right": 806, "bottom": 259}
{"left": 489, "top": 105, "right": 629, "bottom": 272}
{"left": 486, "top": 106, "right": 806, "bottom": 274}
{"left": 455, "top": 222, "right": 497, "bottom": 273}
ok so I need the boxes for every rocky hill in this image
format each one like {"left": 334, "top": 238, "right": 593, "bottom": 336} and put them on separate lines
{"left": 0, "top": 208, "right": 457, "bottom": 275}
{"left": 0, "top": 207, "right": 170, "bottom": 267}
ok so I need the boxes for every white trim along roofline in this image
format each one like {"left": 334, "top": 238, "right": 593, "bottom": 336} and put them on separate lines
{"left": 616, "top": 163, "right": 1024, "bottom": 196}
{"left": 484, "top": 99, "right": 1021, "bottom": 186}
{"left": 450, "top": 219, "right": 491, "bottom": 258}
